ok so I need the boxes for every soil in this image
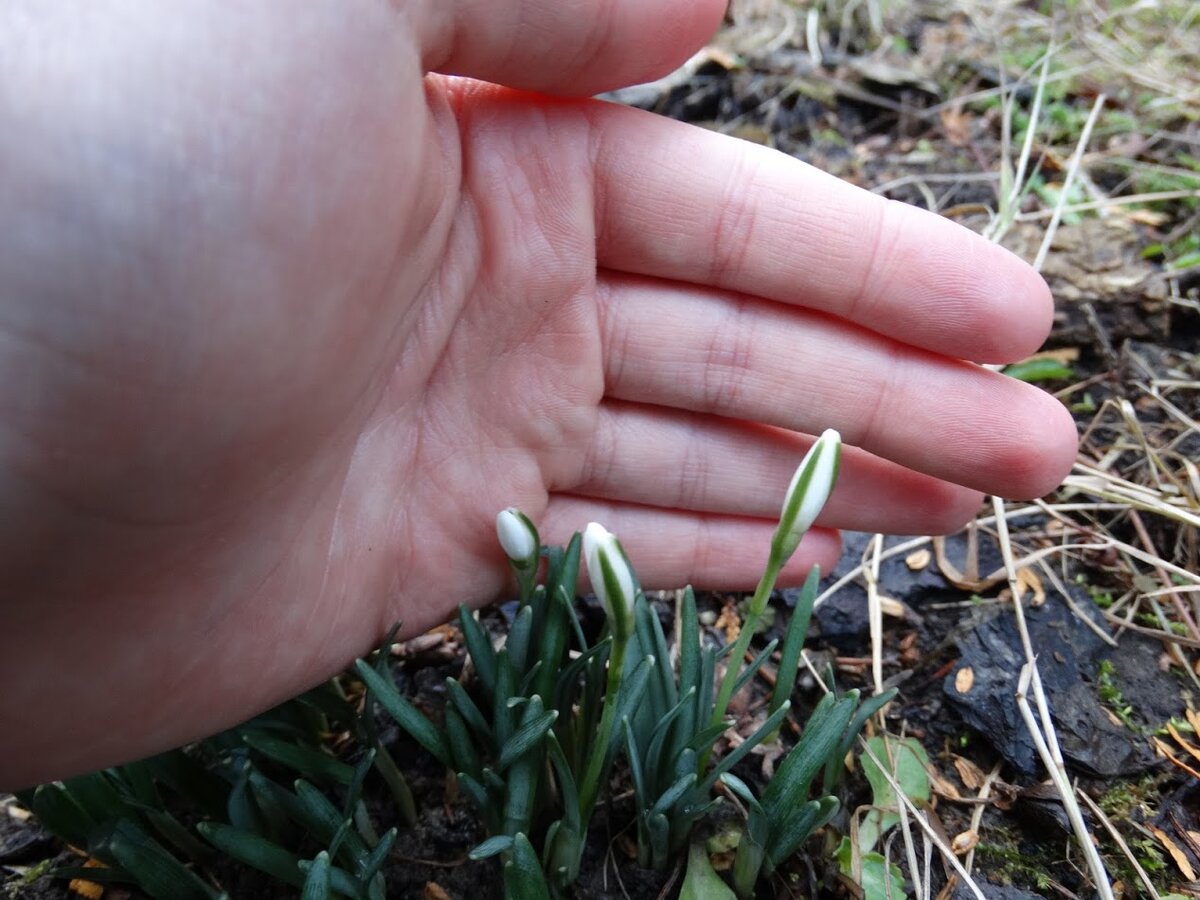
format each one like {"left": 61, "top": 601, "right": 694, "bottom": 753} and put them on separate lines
{"left": 5, "top": 2, "right": 1200, "bottom": 898}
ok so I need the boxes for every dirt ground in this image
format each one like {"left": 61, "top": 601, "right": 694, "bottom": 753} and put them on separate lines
{"left": 4, "top": 1, "right": 1199, "bottom": 897}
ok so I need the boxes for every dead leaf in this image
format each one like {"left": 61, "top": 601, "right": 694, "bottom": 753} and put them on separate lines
{"left": 424, "top": 884, "right": 452, "bottom": 900}
{"left": 879, "top": 595, "right": 906, "bottom": 618}
{"left": 929, "top": 770, "right": 963, "bottom": 802}
{"left": 953, "top": 756, "right": 986, "bottom": 790}
{"left": 1015, "top": 568, "right": 1045, "bottom": 606}
{"left": 939, "top": 106, "right": 972, "bottom": 146}
{"left": 905, "top": 549, "right": 932, "bottom": 571}
{"left": 950, "top": 830, "right": 978, "bottom": 855}
{"left": 1150, "top": 825, "right": 1197, "bottom": 881}
{"left": 715, "top": 597, "right": 741, "bottom": 644}
{"left": 954, "top": 666, "right": 975, "bottom": 694}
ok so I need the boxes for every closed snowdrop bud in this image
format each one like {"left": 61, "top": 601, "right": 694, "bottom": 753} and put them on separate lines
{"left": 775, "top": 429, "right": 842, "bottom": 563}
{"left": 496, "top": 507, "right": 539, "bottom": 569}
{"left": 583, "top": 522, "right": 636, "bottom": 642}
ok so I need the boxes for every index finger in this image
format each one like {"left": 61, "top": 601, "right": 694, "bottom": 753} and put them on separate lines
{"left": 589, "top": 103, "right": 1053, "bottom": 364}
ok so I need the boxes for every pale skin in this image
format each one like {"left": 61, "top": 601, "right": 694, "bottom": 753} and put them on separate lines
{"left": 0, "top": 0, "right": 1077, "bottom": 789}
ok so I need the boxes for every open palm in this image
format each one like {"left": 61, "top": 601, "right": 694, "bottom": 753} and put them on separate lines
{"left": 0, "top": 0, "right": 1076, "bottom": 787}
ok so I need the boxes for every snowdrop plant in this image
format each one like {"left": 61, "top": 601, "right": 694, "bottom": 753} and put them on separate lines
{"left": 710, "top": 428, "right": 842, "bottom": 732}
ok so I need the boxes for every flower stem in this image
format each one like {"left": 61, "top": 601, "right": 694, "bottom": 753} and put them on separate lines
{"left": 709, "top": 553, "right": 783, "bottom": 732}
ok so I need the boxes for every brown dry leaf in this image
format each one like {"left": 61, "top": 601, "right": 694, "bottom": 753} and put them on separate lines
{"left": 1021, "top": 347, "right": 1080, "bottom": 365}
{"left": 1155, "top": 736, "right": 1200, "bottom": 780}
{"left": 1150, "top": 825, "right": 1197, "bottom": 881}
{"left": 929, "top": 770, "right": 963, "bottom": 802}
{"left": 950, "top": 830, "right": 978, "bottom": 855}
{"left": 906, "top": 549, "right": 932, "bottom": 571}
{"left": 715, "top": 600, "right": 742, "bottom": 644}
{"left": 1126, "top": 209, "right": 1170, "bottom": 227}
{"left": 1167, "top": 722, "right": 1200, "bottom": 766}
{"left": 424, "top": 884, "right": 452, "bottom": 900}
{"left": 879, "top": 595, "right": 906, "bottom": 618}
{"left": 954, "top": 666, "right": 975, "bottom": 694}
{"left": 1016, "top": 568, "right": 1045, "bottom": 606}
{"left": 1186, "top": 708, "right": 1200, "bottom": 733}
{"left": 953, "top": 756, "right": 986, "bottom": 790}
{"left": 939, "top": 106, "right": 972, "bottom": 146}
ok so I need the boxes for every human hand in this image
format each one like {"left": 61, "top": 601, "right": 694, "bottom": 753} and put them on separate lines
{"left": 0, "top": 0, "right": 1075, "bottom": 787}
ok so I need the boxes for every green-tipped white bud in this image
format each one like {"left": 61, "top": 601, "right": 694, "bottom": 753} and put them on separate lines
{"left": 496, "top": 507, "right": 539, "bottom": 569}
{"left": 774, "top": 429, "right": 842, "bottom": 563}
{"left": 583, "top": 522, "right": 636, "bottom": 642}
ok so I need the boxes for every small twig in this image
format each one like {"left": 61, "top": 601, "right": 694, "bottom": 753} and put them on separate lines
{"left": 995, "top": 497, "right": 1116, "bottom": 900}
{"left": 963, "top": 761, "right": 1003, "bottom": 875}
{"left": 1034, "top": 94, "right": 1107, "bottom": 273}
{"left": 857, "top": 738, "right": 987, "bottom": 900}
{"left": 1076, "top": 789, "right": 1162, "bottom": 900}
{"left": 866, "top": 534, "right": 886, "bottom": 701}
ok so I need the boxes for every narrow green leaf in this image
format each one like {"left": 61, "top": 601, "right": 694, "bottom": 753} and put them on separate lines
{"left": 300, "top": 851, "right": 331, "bottom": 900}
{"left": 359, "top": 827, "right": 397, "bottom": 883}
{"left": 29, "top": 782, "right": 96, "bottom": 850}
{"left": 443, "top": 707, "right": 482, "bottom": 780}
{"left": 496, "top": 706, "right": 558, "bottom": 772}
{"left": 623, "top": 719, "right": 648, "bottom": 808}
{"left": 354, "top": 660, "right": 451, "bottom": 768}
{"left": 645, "top": 687, "right": 697, "bottom": 792}
{"left": 492, "top": 650, "right": 517, "bottom": 746}
{"left": 716, "top": 774, "right": 762, "bottom": 816}
{"left": 469, "top": 834, "right": 514, "bottom": 860}
{"left": 766, "top": 795, "right": 839, "bottom": 867}
{"left": 507, "top": 604, "right": 534, "bottom": 676}
{"left": 503, "top": 833, "right": 551, "bottom": 900}
{"left": 772, "top": 566, "right": 819, "bottom": 715}
{"left": 457, "top": 605, "right": 498, "bottom": 700}
{"left": 343, "top": 749, "right": 377, "bottom": 819}
{"left": 701, "top": 702, "right": 791, "bottom": 793}
{"left": 293, "top": 780, "right": 367, "bottom": 861}
{"left": 243, "top": 733, "right": 354, "bottom": 785}
{"left": 649, "top": 772, "right": 698, "bottom": 818}
{"left": 445, "top": 679, "right": 492, "bottom": 749}
{"left": 198, "top": 822, "right": 304, "bottom": 888}
{"left": 104, "top": 820, "right": 219, "bottom": 900}
{"left": 760, "top": 693, "right": 855, "bottom": 810}
{"left": 729, "top": 638, "right": 779, "bottom": 701}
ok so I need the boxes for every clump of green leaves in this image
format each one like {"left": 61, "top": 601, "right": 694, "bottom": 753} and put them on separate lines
{"left": 20, "top": 683, "right": 396, "bottom": 900}
{"left": 359, "top": 429, "right": 892, "bottom": 896}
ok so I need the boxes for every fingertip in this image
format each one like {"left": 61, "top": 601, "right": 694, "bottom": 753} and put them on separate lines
{"left": 422, "top": 0, "right": 728, "bottom": 96}
{"left": 994, "top": 389, "right": 1079, "bottom": 499}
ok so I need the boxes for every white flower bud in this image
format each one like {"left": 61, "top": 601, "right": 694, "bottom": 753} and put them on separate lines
{"left": 496, "top": 507, "right": 539, "bottom": 568}
{"left": 774, "top": 429, "right": 842, "bottom": 563}
{"left": 583, "top": 522, "right": 636, "bottom": 641}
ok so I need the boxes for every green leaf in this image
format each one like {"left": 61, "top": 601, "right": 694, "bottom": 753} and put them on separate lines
{"left": 506, "top": 604, "right": 534, "bottom": 676}
{"left": 300, "top": 851, "right": 331, "bottom": 900}
{"left": 503, "top": 834, "right": 551, "bottom": 900}
{"left": 359, "top": 827, "right": 397, "bottom": 883}
{"left": 105, "top": 819, "right": 220, "bottom": 900}
{"left": 765, "top": 795, "right": 839, "bottom": 866}
{"left": 859, "top": 735, "right": 930, "bottom": 852}
{"left": 457, "top": 605, "right": 498, "bottom": 700}
{"left": 1003, "top": 357, "right": 1074, "bottom": 382}
{"left": 772, "top": 566, "right": 819, "bottom": 715}
{"left": 29, "top": 782, "right": 97, "bottom": 851}
{"left": 761, "top": 693, "right": 855, "bottom": 810}
{"left": 496, "top": 706, "right": 558, "bottom": 772}
{"left": 443, "top": 707, "right": 482, "bottom": 780}
{"left": 198, "top": 822, "right": 304, "bottom": 888}
{"left": 729, "top": 638, "right": 778, "bottom": 701}
{"left": 468, "top": 834, "right": 514, "bottom": 860}
{"left": 243, "top": 733, "right": 354, "bottom": 786}
{"left": 623, "top": 719, "right": 648, "bottom": 808}
{"left": 701, "top": 702, "right": 792, "bottom": 794}
{"left": 679, "top": 841, "right": 736, "bottom": 900}
{"left": 354, "top": 660, "right": 451, "bottom": 768}
{"left": 836, "top": 836, "right": 904, "bottom": 900}
{"left": 293, "top": 780, "right": 367, "bottom": 861}
{"left": 650, "top": 773, "right": 698, "bottom": 818}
